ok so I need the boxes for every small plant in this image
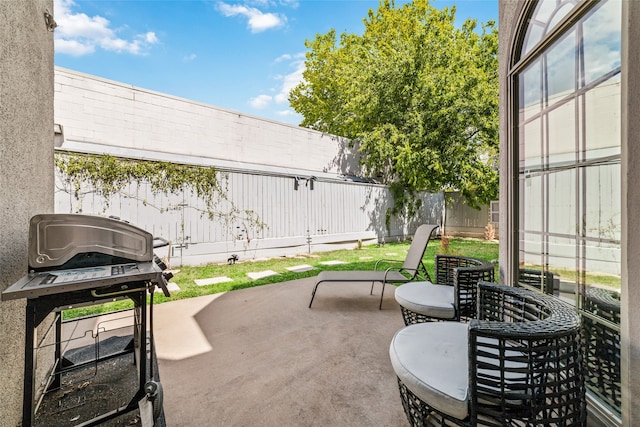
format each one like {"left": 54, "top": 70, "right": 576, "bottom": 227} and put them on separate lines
{"left": 484, "top": 222, "right": 496, "bottom": 240}
{"left": 440, "top": 235, "right": 451, "bottom": 253}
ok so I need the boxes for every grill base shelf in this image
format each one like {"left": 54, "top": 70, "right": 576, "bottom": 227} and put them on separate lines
{"left": 35, "top": 336, "right": 150, "bottom": 427}
{"left": 23, "top": 288, "right": 161, "bottom": 427}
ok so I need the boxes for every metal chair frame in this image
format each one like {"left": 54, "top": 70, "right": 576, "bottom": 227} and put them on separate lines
{"left": 308, "top": 224, "right": 439, "bottom": 309}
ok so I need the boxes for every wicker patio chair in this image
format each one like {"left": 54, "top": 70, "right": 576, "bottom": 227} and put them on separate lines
{"left": 517, "top": 268, "right": 556, "bottom": 295}
{"left": 390, "top": 281, "right": 586, "bottom": 426}
{"left": 583, "top": 287, "right": 621, "bottom": 410}
{"left": 394, "top": 255, "right": 495, "bottom": 325}
{"left": 308, "top": 224, "right": 439, "bottom": 310}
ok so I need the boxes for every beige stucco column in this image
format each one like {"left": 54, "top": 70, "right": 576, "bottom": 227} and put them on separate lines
{"left": 621, "top": 1, "right": 640, "bottom": 425}
{"left": 0, "top": 1, "right": 54, "bottom": 425}
{"left": 497, "top": 1, "right": 519, "bottom": 287}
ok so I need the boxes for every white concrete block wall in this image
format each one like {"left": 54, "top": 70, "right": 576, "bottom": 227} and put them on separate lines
{"left": 54, "top": 67, "right": 358, "bottom": 175}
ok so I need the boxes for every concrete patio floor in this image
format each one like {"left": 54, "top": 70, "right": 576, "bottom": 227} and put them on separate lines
{"left": 153, "top": 276, "right": 409, "bottom": 426}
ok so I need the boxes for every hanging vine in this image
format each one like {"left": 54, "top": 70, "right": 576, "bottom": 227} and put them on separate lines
{"left": 54, "top": 152, "right": 266, "bottom": 244}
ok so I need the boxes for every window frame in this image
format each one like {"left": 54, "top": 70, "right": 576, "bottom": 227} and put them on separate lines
{"left": 506, "top": 0, "right": 623, "bottom": 420}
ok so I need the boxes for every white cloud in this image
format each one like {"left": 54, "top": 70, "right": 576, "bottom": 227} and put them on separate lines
{"left": 54, "top": 0, "right": 158, "bottom": 56}
{"left": 276, "top": 109, "right": 296, "bottom": 116}
{"left": 55, "top": 38, "right": 95, "bottom": 56}
{"left": 249, "top": 94, "right": 273, "bottom": 109}
{"left": 217, "top": 2, "right": 286, "bottom": 33}
{"left": 274, "top": 53, "right": 291, "bottom": 63}
{"left": 279, "top": 0, "right": 299, "bottom": 9}
{"left": 183, "top": 53, "right": 197, "bottom": 62}
{"left": 247, "top": 52, "right": 305, "bottom": 118}
{"left": 274, "top": 55, "right": 305, "bottom": 104}
{"left": 145, "top": 32, "right": 159, "bottom": 44}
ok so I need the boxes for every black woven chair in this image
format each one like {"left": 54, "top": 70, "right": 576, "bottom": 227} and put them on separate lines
{"left": 582, "top": 287, "right": 621, "bottom": 411}
{"left": 395, "top": 255, "right": 495, "bottom": 325}
{"left": 517, "top": 268, "right": 556, "bottom": 295}
{"left": 390, "top": 281, "right": 586, "bottom": 426}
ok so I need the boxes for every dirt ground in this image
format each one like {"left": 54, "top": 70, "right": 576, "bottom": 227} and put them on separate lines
{"left": 35, "top": 335, "right": 165, "bottom": 427}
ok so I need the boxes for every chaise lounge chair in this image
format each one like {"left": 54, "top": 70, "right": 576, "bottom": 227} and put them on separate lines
{"left": 308, "top": 224, "right": 439, "bottom": 309}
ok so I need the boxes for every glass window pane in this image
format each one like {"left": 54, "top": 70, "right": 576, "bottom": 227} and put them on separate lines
{"left": 521, "top": 0, "right": 579, "bottom": 57}
{"left": 523, "top": 23, "right": 545, "bottom": 54}
{"left": 546, "top": 31, "right": 577, "bottom": 102}
{"left": 583, "top": 0, "right": 621, "bottom": 86}
{"left": 518, "top": 267, "right": 555, "bottom": 294}
{"left": 585, "top": 74, "right": 621, "bottom": 159}
{"left": 585, "top": 242, "right": 621, "bottom": 281}
{"left": 548, "top": 100, "right": 576, "bottom": 166}
{"left": 583, "top": 239, "right": 621, "bottom": 411}
{"left": 519, "top": 231, "right": 544, "bottom": 269}
{"left": 548, "top": 3, "right": 577, "bottom": 29}
{"left": 535, "top": 0, "right": 557, "bottom": 24}
{"left": 584, "top": 163, "right": 621, "bottom": 242}
{"left": 522, "top": 119, "right": 542, "bottom": 170}
{"left": 521, "top": 174, "right": 543, "bottom": 233}
{"left": 514, "top": 0, "right": 621, "bottom": 417}
{"left": 519, "top": 60, "right": 543, "bottom": 120}
{"left": 548, "top": 169, "right": 576, "bottom": 235}
{"left": 582, "top": 286, "right": 621, "bottom": 412}
{"left": 548, "top": 235, "right": 578, "bottom": 280}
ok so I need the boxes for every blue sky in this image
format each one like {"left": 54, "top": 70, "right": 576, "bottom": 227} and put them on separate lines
{"left": 54, "top": 0, "right": 498, "bottom": 126}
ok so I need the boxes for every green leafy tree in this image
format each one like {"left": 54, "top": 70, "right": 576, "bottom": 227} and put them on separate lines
{"left": 290, "top": 0, "right": 498, "bottom": 218}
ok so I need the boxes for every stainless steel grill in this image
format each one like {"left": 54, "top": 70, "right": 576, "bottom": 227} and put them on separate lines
{"left": 3, "top": 213, "right": 169, "bottom": 301}
{"left": 2, "top": 214, "right": 170, "bottom": 427}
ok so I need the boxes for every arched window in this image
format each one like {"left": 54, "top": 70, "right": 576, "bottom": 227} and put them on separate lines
{"left": 509, "top": 0, "right": 621, "bottom": 418}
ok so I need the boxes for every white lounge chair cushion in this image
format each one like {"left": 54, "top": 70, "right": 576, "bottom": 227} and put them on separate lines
{"left": 394, "top": 281, "right": 456, "bottom": 319}
{"left": 389, "top": 322, "right": 469, "bottom": 420}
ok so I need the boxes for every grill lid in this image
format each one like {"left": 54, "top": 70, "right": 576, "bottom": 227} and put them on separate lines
{"left": 28, "top": 214, "right": 154, "bottom": 270}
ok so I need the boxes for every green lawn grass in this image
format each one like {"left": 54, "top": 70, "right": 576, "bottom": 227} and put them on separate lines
{"left": 63, "top": 237, "right": 499, "bottom": 319}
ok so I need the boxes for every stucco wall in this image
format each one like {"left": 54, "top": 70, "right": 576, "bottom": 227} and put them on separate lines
{"left": 498, "top": 0, "right": 519, "bottom": 287}
{"left": 621, "top": 2, "right": 640, "bottom": 426}
{"left": 0, "top": 1, "right": 54, "bottom": 425}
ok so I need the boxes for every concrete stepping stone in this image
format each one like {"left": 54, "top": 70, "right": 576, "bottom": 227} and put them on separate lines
{"left": 319, "top": 260, "right": 347, "bottom": 265}
{"left": 155, "top": 282, "right": 181, "bottom": 293}
{"left": 385, "top": 253, "right": 398, "bottom": 256}
{"left": 194, "top": 276, "right": 233, "bottom": 286}
{"left": 359, "top": 256, "right": 373, "bottom": 260}
{"left": 286, "top": 264, "right": 315, "bottom": 273}
{"left": 247, "top": 270, "right": 280, "bottom": 280}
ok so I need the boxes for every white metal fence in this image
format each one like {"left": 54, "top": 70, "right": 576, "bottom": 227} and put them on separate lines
{"left": 55, "top": 168, "right": 448, "bottom": 266}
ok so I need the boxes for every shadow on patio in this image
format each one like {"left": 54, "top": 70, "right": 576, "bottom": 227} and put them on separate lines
{"left": 153, "top": 276, "right": 408, "bottom": 426}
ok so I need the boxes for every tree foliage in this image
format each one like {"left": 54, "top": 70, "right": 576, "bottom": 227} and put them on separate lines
{"left": 289, "top": 0, "right": 499, "bottom": 216}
